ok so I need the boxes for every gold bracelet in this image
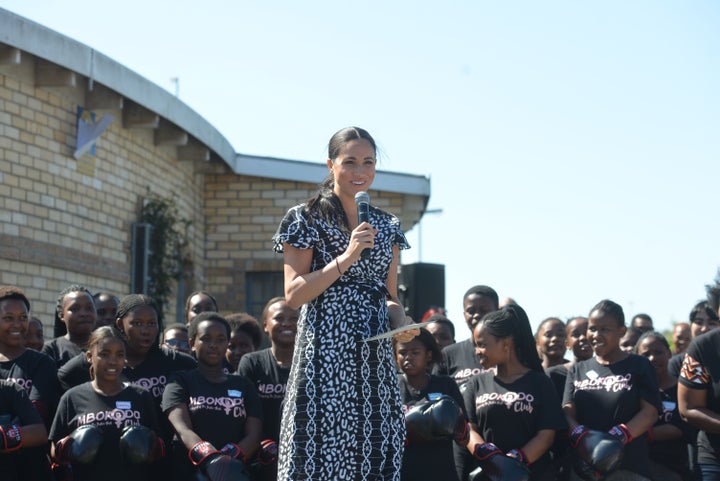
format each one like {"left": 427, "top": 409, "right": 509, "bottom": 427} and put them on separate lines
{"left": 335, "top": 257, "right": 343, "bottom": 275}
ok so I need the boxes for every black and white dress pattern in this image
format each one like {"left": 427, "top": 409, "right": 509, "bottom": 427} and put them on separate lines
{"left": 273, "top": 202, "right": 410, "bottom": 481}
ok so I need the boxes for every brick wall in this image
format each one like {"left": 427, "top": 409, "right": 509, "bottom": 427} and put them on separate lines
{"left": 0, "top": 68, "right": 206, "bottom": 327}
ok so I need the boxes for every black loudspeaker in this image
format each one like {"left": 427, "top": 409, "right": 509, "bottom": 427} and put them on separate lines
{"left": 398, "top": 263, "right": 445, "bottom": 322}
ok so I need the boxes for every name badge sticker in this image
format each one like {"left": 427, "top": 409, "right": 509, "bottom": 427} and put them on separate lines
{"left": 116, "top": 401, "right": 132, "bottom": 410}
{"left": 228, "top": 390, "right": 242, "bottom": 398}
{"left": 662, "top": 401, "right": 677, "bottom": 412}
{"left": 586, "top": 370, "right": 598, "bottom": 380}
{"left": 427, "top": 393, "right": 442, "bottom": 401}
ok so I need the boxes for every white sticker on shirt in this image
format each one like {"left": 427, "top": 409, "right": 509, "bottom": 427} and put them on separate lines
{"left": 586, "top": 370, "right": 598, "bottom": 380}
{"left": 662, "top": 401, "right": 676, "bottom": 412}
{"left": 116, "top": 401, "right": 132, "bottom": 410}
{"left": 228, "top": 390, "right": 242, "bottom": 398}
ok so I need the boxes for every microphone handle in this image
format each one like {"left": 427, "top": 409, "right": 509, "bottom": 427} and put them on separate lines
{"left": 358, "top": 202, "right": 371, "bottom": 259}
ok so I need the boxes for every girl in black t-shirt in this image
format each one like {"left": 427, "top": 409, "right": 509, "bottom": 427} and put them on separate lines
{"left": 0, "top": 379, "right": 50, "bottom": 481}
{"left": 49, "top": 326, "right": 163, "bottom": 481}
{"left": 395, "top": 328, "right": 465, "bottom": 481}
{"left": 563, "top": 299, "right": 660, "bottom": 481}
{"left": 634, "top": 331, "right": 691, "bottom": 481}
{"left": 163, "top": 312, "right": 262, "bottom": 481}
{"left": 464, "top": 305, "right": 567, "bottom": 481}
{"left": 237, "top": 297, "right": 298, "bottom": 481}
{"left": 0, "top": 285, "right": 57, "bottom": 480}
{"left": 536, "top": 317, "right": 568, "bottom": 370}
{"left": 41, "top": 285, "right": 97, "bottom": 369}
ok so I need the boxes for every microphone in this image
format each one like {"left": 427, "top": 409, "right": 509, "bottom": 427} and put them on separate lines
{"left": 355, "top": 191, "right": 371, "bottom": 259}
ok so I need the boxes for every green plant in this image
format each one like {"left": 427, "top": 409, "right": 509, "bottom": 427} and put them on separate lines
{"left": 139, "top": 194, "right": 193, "bottom": 321}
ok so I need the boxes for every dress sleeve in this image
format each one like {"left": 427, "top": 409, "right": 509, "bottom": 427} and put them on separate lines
{"left": 272, "top": 205, "right": 319, "bottom": 253}
{"left": 390, "top": 214, "right": 410, "bottom": 250}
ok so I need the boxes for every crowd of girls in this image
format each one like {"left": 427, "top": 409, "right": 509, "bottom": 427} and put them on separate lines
{"left": 5, "top": 276, "right": 720, "bottom": 481}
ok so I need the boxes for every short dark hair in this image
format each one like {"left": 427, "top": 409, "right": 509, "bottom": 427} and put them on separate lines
{"left": 589, "top": 299, "right": 625, "bottom": 327}
{"left": 425, "top": 314, "right": 455, "bottom": 339}
{"left": 463, "top": 285, "right": 499, "bottom": 307}
{"left": 189, "top": 312, "right": 231, "bottom": 340}
{"left": 393, "top": 328, "right": 442, "bottom": 367}
{"left": 225, "top": 312, "right": 262, "bottom": 349}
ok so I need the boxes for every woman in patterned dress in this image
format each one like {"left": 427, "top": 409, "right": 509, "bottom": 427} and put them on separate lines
{"left": 273, "top": 126, "right": 418, "bottom": 481}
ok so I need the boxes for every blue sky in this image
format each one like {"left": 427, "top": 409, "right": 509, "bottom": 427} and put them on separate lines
{"left": 3, "top": 1, "right": 719, "bottom": 339}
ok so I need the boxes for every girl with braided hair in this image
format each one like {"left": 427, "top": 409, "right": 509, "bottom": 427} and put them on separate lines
{"left": 42, "top": 284, "right": 96, "bottom": 369}
{"left": 463, "top": 304, "right": 567, "bottom": 481}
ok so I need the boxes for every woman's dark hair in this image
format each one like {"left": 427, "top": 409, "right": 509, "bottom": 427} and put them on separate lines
{"left": 589, "top": 299, "right": 625, "bottom": 327}
{"left": 225, "top": 312, "right": 262, "bottom": 348}
{"left": 304, "top": 127, "right": 377, "bottom": 228}
{"left": 689, "top": 300, "right": 719, "bottom": 322}
{"left": 260, "top": 297, "right": 286, "bottom": 327}
{"left": 184, "top": 290, "right": 218, "bottom": 321}
{"left": 535, "top": 317, "right": 564, "bottom": 340}
{"left": 0, "top": 286, "right": 30, "bottom": 311}
{"left": 54, "top": 284, "right": 94, "bottom": 338}
{"left": 115, "top": 294, "right": 162, "bottom": 344}
{"left": 633, "top": 330, "right": 671, "bottom": 354}
{"left": 425, "top": 314, "right": 455, "bottom": 339}
{"left": 189, "top": 312, "right": 231, "bottom": 341}
{"left": 478, "top": 305, "right": 543, "bottom": 372}
{"left": 463, "top": 285, "right": 499, "bottom": 307}
{"left": 392, "top": 327, "right": 442, "bottom": 367}
{"left": 86, "top": 326, "right": 125, "bottom": 380}
{"left": 163, "top": 323, "right": 188, "bottom": 342}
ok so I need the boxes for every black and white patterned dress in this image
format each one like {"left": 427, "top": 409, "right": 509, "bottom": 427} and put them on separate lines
{"left": 273, "top": 202, "right": 410, "bottom": 481}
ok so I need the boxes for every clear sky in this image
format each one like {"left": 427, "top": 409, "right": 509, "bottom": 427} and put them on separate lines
{"left": 3, "top": 1, "right": 719, "bottom": 339}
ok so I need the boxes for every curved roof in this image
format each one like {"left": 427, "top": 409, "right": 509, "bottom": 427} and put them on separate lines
{"left": 0, "top": 7, "right": 430, "bottom": 198}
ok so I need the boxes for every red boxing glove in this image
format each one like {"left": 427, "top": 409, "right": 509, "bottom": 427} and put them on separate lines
{"left": 258, "top": 439, "right": 278, "bottom": 465}
{"left": 0, "top": 424, "right": 22, "bottom": 452}
{"left": 472, "top": 442, "right": 503, "bottom": 462}
{"left": 569, "top": 424, "right": 590, "bottom": 448}
{"left": 220, "top": 442, "right": 246, "bottom": 463}
{"left": 608, "top": 424, "right": 632, "bottom": 445}
{"left": 506, "top": 448, "right": 529, "bottom": 466}
{"left": 189, "top": 441, "right": 221, "bottom": 467}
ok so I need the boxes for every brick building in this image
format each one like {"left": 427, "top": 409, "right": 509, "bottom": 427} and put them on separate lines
{"left": 0, "top": 8, "right": 431, "bottom": 327}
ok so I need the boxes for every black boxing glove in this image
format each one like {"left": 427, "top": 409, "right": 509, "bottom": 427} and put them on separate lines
{"left": 569, "top": 425, "right": 623, "bottom": 474}
{"left": 257, "top": 439, "right": 278, "bottom": 465}
{"left": 189, "top": 440, "right": 222, "bottom": 468}
{"left": 55, "top": 425, "right": 103, "bottom": 464}
{"left": 574, "top": 457, "right": 606, "bottom": 481}
{"left": 506, "top": 448, "right": 530, "bottom": 467}
{"left": 201, "top": 454, "right": 251, "bottom": 481}
{"left": 607, "top": 423, "right": 632, "bottom": 445}
{"left": 219, "top": 442, "right": 247, "bottom": 463}
{"left": 0, "top": 423, "right": 22, "bottom": 452}
{"left": 405, "top": 394, "right": 465, "bottom": 443}
{"left": 472, "top": 442, "right": 531, "bottom": 481}
{"left": 119, "top": 425, "right": 165, "bottom": 464}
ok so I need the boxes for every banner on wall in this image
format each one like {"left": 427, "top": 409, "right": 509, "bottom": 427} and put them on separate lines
{"left": 74, "top": 106, "right": 114, "bottom": 162}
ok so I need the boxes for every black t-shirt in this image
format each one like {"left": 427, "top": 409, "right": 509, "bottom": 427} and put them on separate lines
{"left": 48, "top": 382, "right": 160, "bottom": 481}
{"left": 434, "top": 338, "right": 487, "bottom": 481}
{"left": 678, "top": 329, "right": 720, "bottom": 464}
{"left": 0, "top": 380, "right": 45, "bottom": 481}
{"left": 435, "top": 339, "right": 485, "bottom": 394}
{"left": 57, "top": 347, "right": 196, "bottom": 439}
{"left": 544, "top": 363, "right": 569, "bottom": 403}
{"left": 563, "top": 355, "right": 661, "bottom": 477}
{"left": 0, "top": 349, "right": 59, "bottom": 422}
{"left": 648, "top": 384, "right": 691, "bottom": 477}
{"left": 41, "top": 336, "right": 82, "bottom": 369}
{"left": 398, "top": 374, "right": 463, "bottom": 481}
{"left": 236, "top": 348, "right": 289, "bottom": 441}
{"left": 162, "top": 369, "right": 263, "bottom": 481}
{"left": 668, "top": 352, "right": 683, "bottom": 379}
{"left": 464, "top": 370, "right": 567, "bottom": 481}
